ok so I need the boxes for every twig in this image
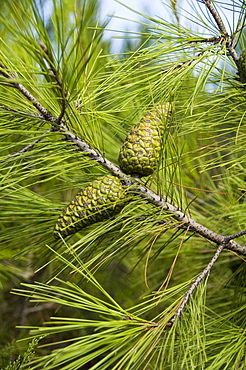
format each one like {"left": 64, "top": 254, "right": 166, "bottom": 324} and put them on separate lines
{"left": 38, "top": 41, "right": 67, "bottom": 123}
{"left": 0, "top": 104, "right": 46, "bottom": 121}
{"left": 0, "top": 105, "right": 52, "bottom": 158}
{"left": 38, "top": 41, "right": 63, "bottom": 89}
{"left": 0, "top": 62, "right": 58, "bottom": 122}
{"left": 161, "top": 45, "right": 218, "bottom": 73}
{"left": 233, "top": 23, "right": 246, "bottom": 37}
{"left": 8, "top": 129, "right": 52, "bottom": 157}
{"left": 201, "top": 0, "right": 229, "bottom": 37}
{"left": 192, "top": 36, "right": 222, "bottom": 44}
{"left": 224, "top": 230, "right": 246, "bottom": 242}
{"left": 169, "top": 243, "right": 225, "bottom": 325}
{"left": 161, "top": 36, "right": 224, "bottom": 74}
{"left": 1, "top": 63, "right": 246, "bottom": 256}
{"left": 200, "top": 0, "right": 242, "bottom": 80}
{"left": 161, "top": 55, "right": 197, "bottom": 72}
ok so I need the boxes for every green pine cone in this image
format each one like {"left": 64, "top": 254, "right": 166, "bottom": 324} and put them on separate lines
{"left": 118, "top": 103, "right": 171, "bottom": 177}
{"left": 54, "top": 175, "right": 126, "bottom": 238}
{"left": 239, "top": 50, "right": 246, "bottom": 82}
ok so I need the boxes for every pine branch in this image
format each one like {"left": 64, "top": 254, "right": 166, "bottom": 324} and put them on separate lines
{"left": 161, "top": 33, "right": 225, "bottom": 76}
{"left": 38, "top": 41, "right": 63, "bottom": 89}
{"left": 201, "top": 0, "right": 229, "bottom": 37}
{"left": 37, "top": 41, "right": 67, "bottom": 123}
{"left": 0, "top": 105, "right": 52, "bottom": 157}
{"left": 0, "top": 62, "right": 58, "bottom": 122}
{"left": 9, "top": 129, "right": 52, "bottom": 157}
{"left": 0, "top": 105, "right": 45, "bottom": 121}
{"left": 1, "top": 63, "right": 246, "bottom": 256}
{"left": 233, "top": 23, "right": 246, "bottom": 36}
{"left": 161, "top": 48, "right": 209, "bottom": 72}
{"left": 164, "top": 1, "right": 244, "bottom": 84}
{"left": 54, "top": 120, "right": 246, "bottom": 256}
{"left": 161, "top": 36, "right": 223, "bottom": 73}
{"left": 224, "top": 230, "right": 246, "bottom": 242}
{"left": 200, "top": 0, "right": 245, "bottom": 84}
{"left": 169, "top": 243, "right": 225, "bottom": 325}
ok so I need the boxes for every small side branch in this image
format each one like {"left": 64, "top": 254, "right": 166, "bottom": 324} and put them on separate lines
{"left": 0, "top": 62, "right": 58, "bottom": 123}
{"left": 161, "top": 38, "right": 222, "bottom": 73}
{"left": 38, "top": 41, "right": 67, "bottom": 123}
{"left": 202, "top": 0, "right": 229, "bottom": 37}
{"left": 200, "top": 0, "right": 241, "bottom": 67}
{"left": 13, "top": 82, "right": 58, "bottom": 123}
{"left": 38, "top": 41, "right": 63, "bottom": 89}
{"left": 8, "top": 129, "right": 52, "bottom": 158}
{"left": 0, "top": 105, "right": 52, "bottom": 158}
{"left": 0, "top": 104, "right": 45, "bottom": 121}
{"left": 224, "top": 229, "right": 246, "bottom": 242}
{"left": 233, "top": 23, "right": 246, "bottom": 36}
{"left": 169, "top": 243, "right": 225, "bottom": 325}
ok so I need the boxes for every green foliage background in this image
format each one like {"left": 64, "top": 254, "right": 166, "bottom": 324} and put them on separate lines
{"left": 0, "top": 0, "right": 245, "bottom": 369}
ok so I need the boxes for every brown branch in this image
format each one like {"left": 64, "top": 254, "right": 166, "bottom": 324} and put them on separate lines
{"left": 0, "top": 104, "right": 45, "bottom": 121}
{"left": 161, "top": 39, "right": 221, "bottom": 73}
{"left": 38, "top": 41, "right": 63, "bottom": 88}
{"left": 225, "top": 229, "right": 246, "bottom": 242}
{"left": 161, "top": 53, "right": 199, "bottom": 72}
{"left": 0, "top": 62, "right": 18, "bottom": 79}
{"left": 38, "top": 41, "right": 67, "bottom": 123}
{"left": 9, "top": 129, "right": 52, "bottom": 157}
{"left": 200, "top": 0, "right": 241, "bottom": 72}
{"left": 0, "top": 105, "right": 52, "bottom": 159}
{"left": 0, "top": 62, "right": 58, "bottom": 122}
{"left": 201, "top": 0, "right": 229, "bottom": 37}
{"left": 198, "top": 0, "right": 246, "bottom": 86}
{"left": 169, "top": 243, "right": 225, "bottom": 325}
{"left": 233, "top": 23, "right": 246, "bottom": 36}
{"left": 193, "top": 36, "right": 222, "bottom": 44}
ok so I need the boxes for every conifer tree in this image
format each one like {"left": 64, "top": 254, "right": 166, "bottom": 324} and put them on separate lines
{"left": 0, "top": 0, "right": 245, "bottom": 369}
